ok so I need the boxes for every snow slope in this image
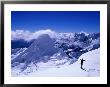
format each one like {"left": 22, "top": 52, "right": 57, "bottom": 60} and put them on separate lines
{"left": 12, "top": 48, "right": 100, "bottom": 77}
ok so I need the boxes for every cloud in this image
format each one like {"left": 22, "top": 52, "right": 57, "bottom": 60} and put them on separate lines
{"left": 11, "top": 29, "right": 57, "bottom": 41}
{"left": 11, "top": 30, "right": 33, "bottom": 41}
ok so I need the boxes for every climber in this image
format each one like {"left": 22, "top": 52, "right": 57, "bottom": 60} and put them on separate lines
{"left": 80, "top": 58, "right": 85, "bottom": 69}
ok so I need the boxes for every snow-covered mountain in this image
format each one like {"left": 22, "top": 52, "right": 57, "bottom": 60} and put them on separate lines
{"left": 12, "top": 48, "right": 100, "bottom": 77}
{"left": 11, "top": 34, "right": 68, "bottom": 70}
{"left": 11, "top": 29, "right": 100, "bottom": 76}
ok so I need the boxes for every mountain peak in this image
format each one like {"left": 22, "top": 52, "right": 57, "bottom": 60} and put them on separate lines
{"left": 79, "top": 31, "right": 89, "bottom": 36}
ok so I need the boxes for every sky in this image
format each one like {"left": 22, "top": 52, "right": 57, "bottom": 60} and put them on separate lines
{"left": 11, "top": 11, "right": 100, "bottom": 33}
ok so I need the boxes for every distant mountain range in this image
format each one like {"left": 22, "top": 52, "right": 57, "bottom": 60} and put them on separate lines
{"left": 11, "top": 29, "right": 100, "bottom": 72}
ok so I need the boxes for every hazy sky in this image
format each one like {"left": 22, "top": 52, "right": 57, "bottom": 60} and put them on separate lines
{"left": 11, "top": 11, "right": 100, "bottom": 33}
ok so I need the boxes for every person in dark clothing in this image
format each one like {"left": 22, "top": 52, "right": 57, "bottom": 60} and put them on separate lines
{"left": 80, "top": 58, "right": 85, "bottom": 69}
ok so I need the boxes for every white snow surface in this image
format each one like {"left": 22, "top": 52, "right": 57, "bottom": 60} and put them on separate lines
{"left": 12, "top": 48, "right": 100, "bottom": 77}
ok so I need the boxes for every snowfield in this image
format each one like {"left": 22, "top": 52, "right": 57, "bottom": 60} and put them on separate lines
{"left": 12, "top": 48, "right": 100, "bottom": 77}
